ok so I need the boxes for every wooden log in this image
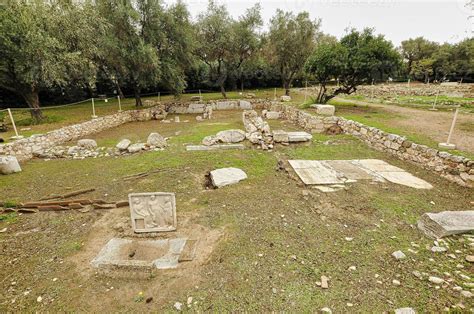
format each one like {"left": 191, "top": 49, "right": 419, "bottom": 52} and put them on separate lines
{"left": 62, "top": 188, "right": 95, "bottom": 199}
{"left": 37, "top": 205, "right": 70, "bottom": 211}
{"left": 115, "top": 200, "right": 129, "bottom": 208}
{"left": 92, "top": 203, "right": 116, "bottom": 210}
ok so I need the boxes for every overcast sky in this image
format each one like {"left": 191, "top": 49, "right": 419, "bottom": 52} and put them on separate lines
{"left": 170, "top": 0, "right": 473, "bottom": 46}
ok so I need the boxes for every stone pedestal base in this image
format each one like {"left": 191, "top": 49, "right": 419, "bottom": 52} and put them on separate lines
{"left": 438, "top": 142, "right": 456, "bottom": 150}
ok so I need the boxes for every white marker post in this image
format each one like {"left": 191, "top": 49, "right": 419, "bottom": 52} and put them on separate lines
{"left": 117, "top": 95, "right": 122, "bottom": 112}
{"left": 430, "top": 89, "right": 440, "bottom": 111}
{"left": 304, "top": 81, "right": 308, "bottom": 103}
{"left": 158, "top": 92, "right": 161, "bottom": 102}
{"left": 274, "top": 88, "right": 277, "bottom": 101}
{"left": 91, "top": 98, "right": 98, "bottom": 119}
{"left": 7, "top": 108, "right": 22, "bottom": 139}
{"left": 438, "top": 106, "right": 460, "bottom": 150}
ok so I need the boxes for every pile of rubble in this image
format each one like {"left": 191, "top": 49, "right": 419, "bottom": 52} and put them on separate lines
{"left": 242, "top": 110, "right": 274, "bottom": 150}
{"left": 33, "top": 133, "right": 168, "bottom": 160}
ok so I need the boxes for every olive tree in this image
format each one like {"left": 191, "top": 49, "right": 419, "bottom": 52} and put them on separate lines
{"left": 0, "top": 1, "right": 104, "bottom": 122}
{"left": 194, "top": 1, "right": 261, "bottom": 98}
{"left": 305, "top": 28, "right": 401, "bottom": 103}
{"left": 267, "top": 10, "right": 320, "bottom": 96}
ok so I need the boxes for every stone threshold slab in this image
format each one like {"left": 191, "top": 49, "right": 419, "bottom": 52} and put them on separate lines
{"left": 186, "top": 144, "right": 245, "bottom": 151}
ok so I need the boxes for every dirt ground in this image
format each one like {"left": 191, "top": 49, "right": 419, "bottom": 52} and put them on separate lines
{"left": 1, "top": 111, "right": 473, "bottom": 312}
{"left": 332, "top": 97, "right": 474, "bottom": 155}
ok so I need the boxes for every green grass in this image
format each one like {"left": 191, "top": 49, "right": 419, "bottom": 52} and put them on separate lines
{"left": 0, "top": 212, "right": 18, "bottom": 224}
{"left": 343, "top": 94, "right": 474, "bottom": 112}
{"left": 1, "top": 110, "right": 473, "bottom": 312}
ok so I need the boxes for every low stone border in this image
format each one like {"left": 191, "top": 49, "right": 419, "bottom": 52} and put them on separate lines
{"left": 337, "top": 118, "right": 473, "bottom": 188}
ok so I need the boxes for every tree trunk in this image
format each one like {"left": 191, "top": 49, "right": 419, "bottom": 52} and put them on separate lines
{"left": 134, "top": 85, "right": 142, "bottom": 107}
{"left": 219, "top": 83, "right": 227, "bottom": 99}
{"left": 283, "top": 80, "right": 290, "bottom": 96}
{"left": 116, "top": 81, "right": 125, "bottom": 99}
{"left": 22, "top": 86, "right": 43, "bottom": 124}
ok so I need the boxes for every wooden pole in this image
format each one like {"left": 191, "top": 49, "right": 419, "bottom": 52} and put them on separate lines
{"left": 117, "top": 95, "right": 122, "bottom": 112}
{"left": 158, "top": 92, "right": 161, "bottom": 102}
{"left": 274, "top": 88, "right": 277, "bottom": 100}
{"left": 446, "top": 106, "right": 460, "bottom": 145}
{"left": 432, "top": 89, "right": 440, "bottom": 110}
{"left": 91, "top": 98, "right": 97, "bottom": 119}
{"left": 304, "top": 81, "right": 308, "bottom": 103}
{"left": 7, "top": 108, "right": 20, "bottom": 138}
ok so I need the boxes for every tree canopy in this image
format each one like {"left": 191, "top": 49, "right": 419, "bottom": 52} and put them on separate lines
{"left": 305, "top": 28, "right": 401, "bottom": 103}
{"left": 0, "top": 0, "right": 473, "bottom": 118}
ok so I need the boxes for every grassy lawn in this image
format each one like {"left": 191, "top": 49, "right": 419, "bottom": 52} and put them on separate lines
{"left": 343, "top": 94, "right": 474, "bottom": 112}
{"left": 1, "top": 111, "right": 473, "bottom": 312}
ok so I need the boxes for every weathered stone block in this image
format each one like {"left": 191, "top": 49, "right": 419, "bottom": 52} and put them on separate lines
{"left": 0, "top": 156, "right": 21, "bottom": 174}
{"left": 310, "top": 104, "right": 336, "bottom": 116}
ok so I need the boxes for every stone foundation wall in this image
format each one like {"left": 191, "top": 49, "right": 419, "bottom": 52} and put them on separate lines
{"left": 337, "top": 118, "right": 473, "bottom": 188}
{"left": 0, "top": 107, "right": 163, "bottom": 162}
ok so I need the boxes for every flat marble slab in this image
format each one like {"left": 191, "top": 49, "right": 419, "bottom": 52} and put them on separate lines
{"left": 288, "top": 160, "right": 345, "bottom": 185}
{"left": 288, "top": 159, "right": 432, "bottom": 190}
{"left": 91, "top": 237, "right": 191, "bottom": 270}
{"left": 186, "top": 144, "right": 245, "bottom": 151}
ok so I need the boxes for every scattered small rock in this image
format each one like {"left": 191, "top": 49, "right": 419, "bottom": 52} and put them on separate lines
{"left": 428, "top": 276, "right": 444, "bottom": 284}
{"left": 465, "top": 255, "right": 474, "bottom": 263}
{"left": 392, "top": 250, "right": 406, "bottom": 260}
{"left": 395, "top": 308, "right": 416, "bottom": 314}
{"left": 174, "top": 301, "right": 183, "bottom": 311}
{"left": 321, "top": 275, "right": 329, "bottom": 289}
{"left": 461, "top": 290, "right": 473, "bottom": 298}
{"left": 431, "top": 246, "right": 447, "bottom": 253}
{"left": 320, "top": 307, "right": 332, "bottom": 313}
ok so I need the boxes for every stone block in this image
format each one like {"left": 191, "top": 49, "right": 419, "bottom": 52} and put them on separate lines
{"left": 129, "top": 192, "right": 177, "bottom": 233}
{"left": 215, "top": 129, "right": 246, "bottom": 143}
{"left": 272, "top": 130, "right": 289, "bottom": 143}
{"left": 127, "top": 143, "right": 145, "bottom": 153}
{"left": 147, "top": 133, "right": 166, "bottom": 147}
{"left": 116, "top": 139, "right": 131, "bottom": 151}
{"left": 438, "top": 142, "right": 456, "bottom": 150}
{"left": 280, "top": 95, "right": 291, "bottom": 102}
{"left": 91, "top": 237, "right": 188, "bottom": 270}
{"left": 265, "top": 111, "right": 281, "bottom": 119}
{"left": 210, "top": 167, "right": 247, "bottom": 188}
{"left": 216, "top": 101, "right": 236, "bottom": 110}
{"left": 0, "top": 156, "right": 21, "bottom": 175}
{"left": 239, "top": 100, "right": 252, "bottom": 110}
{"left": 187, "top": 103, "right": 206, "bottom": 114}
{"left": 77, "top": 139, "right": 97, "bottom": 149}
{"left": 418, "top": 211, "right": 474, "bottom": 238}
{"left": 186, "top": 144, "right": 245, "bottom": 151}
{"left": 287, "top": 132, "right": 313, "bottom": 142}
{"left": 310, "top": 104, "right": 335, "bottom": 116}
